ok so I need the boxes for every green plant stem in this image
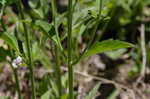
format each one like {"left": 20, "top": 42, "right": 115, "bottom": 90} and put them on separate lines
{"left": 17, "top": 0, "right": 36, "bottom": 99}
{"left": 9, "top": 50, "right": 22, "bottom": 99}
{"left": 13, "top": 68, "right": 22, "bottom": 99}
{"left": 54, "top": 47, "right": 62, "bottom": 98}
{"left": 0, "top": 5, "right": 6, "bottom": 31}
{"left": 51, "top": 0, "right": 62, "bottom": 98}
{"left": 96, "top": 0, "right": 116, "bottom": 41}
{"left": 72, "top": 0, "right": 103, "bottom": 65}
{"left": 68, "top": 0, "right": 74, "bottom": 98}
{"left": 82, "top": 0, "right": 102, "bottom": 50}
{"left": 51, "top": 0, "right": 63, "bottom": 51}
{"left": 0, "top": 4, "right": 5, "bottom": 20}
{"left": 1, "top": 5, "right": 21, "bottom": 98}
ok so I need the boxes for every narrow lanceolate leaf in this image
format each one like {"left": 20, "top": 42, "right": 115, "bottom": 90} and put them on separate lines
{"left": 0, "top": 32, "right": 19, "bottom": 52}
{"left": 83, "top": 39, "right": 134, "bottom": 59}
{"left": 85, "top": 82, "right": 101, "bottom": 99}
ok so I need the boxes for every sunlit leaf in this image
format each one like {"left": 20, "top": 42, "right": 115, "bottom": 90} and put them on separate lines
{"left": 83, "top": 39, "right": 133, "bottom": 59}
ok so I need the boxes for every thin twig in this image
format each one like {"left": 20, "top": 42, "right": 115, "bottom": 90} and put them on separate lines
{"left": 136, "top": 23, "right": 147, "bottom": 84}
{"left": 140, "top": 23, "right": 146, "bottom": 77}
{"left": 60, "top": 67, "right": 135, "bottom": 99}
{"left": 45, "top": 66, "right": 136, "bottom": 98}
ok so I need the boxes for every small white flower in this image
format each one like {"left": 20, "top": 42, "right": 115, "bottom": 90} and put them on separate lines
{"left": 12, "top": 56, "right": 23, "bottom": 68}
{"left": 12, "top": 62, "right": 18, "bottom": 68}
{"left": 15, "top": 56, "right": 22, "bottom": 64}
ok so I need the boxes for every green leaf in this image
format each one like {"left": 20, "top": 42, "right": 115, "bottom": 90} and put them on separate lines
{"left": 50, "top": 80, "right": 59, "bottom": 97}
{"left": 61, "top": 94, "right": 68, "bottom": 99}
{"left": 0, "top": 0, "right": 6, "bottom": 5}
{"left": 62, "top": 73, "right": 68, "bottom": 88}
{"left": 83, "top": 39, "right": 133, "bottom": 59}
{"left": 32, "top": 42, "right": 52, "bottom": 68}
{"left": 29, "top": 9, "right": 44, "bottom": 19}
{"left": 0, "top": 47, "right": 11, "bottom": 62}
{"left": 107, "top": 89, "right": 120, "bottom": 99}
{"left": 41, "top": 90, "right": 56, "bottom": 99}
{"left": 105, "top": 49, "right": 127, "bottom": 59}
{"left": 0, "top": 0, "right": 17, "bottom": 5}
{"left": 35, "top": 20, "right": 63, "bottom": 50}
{"left": 85, "top": 82, "right": 101, "bottom": 99}
{"left": 0, "top": 96, "right": 9, "bottom": 99}
{"left": 88, "top": 9, "right": 98, "bottom": 18}
{"left": 35, "top": 20, "right": 55, "bottom": 34}
{"left": 0, "top": 32, "right": 19, "bottom": 53}
{"left": 41, "top": 90, "right": 50, "bottom": 99}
